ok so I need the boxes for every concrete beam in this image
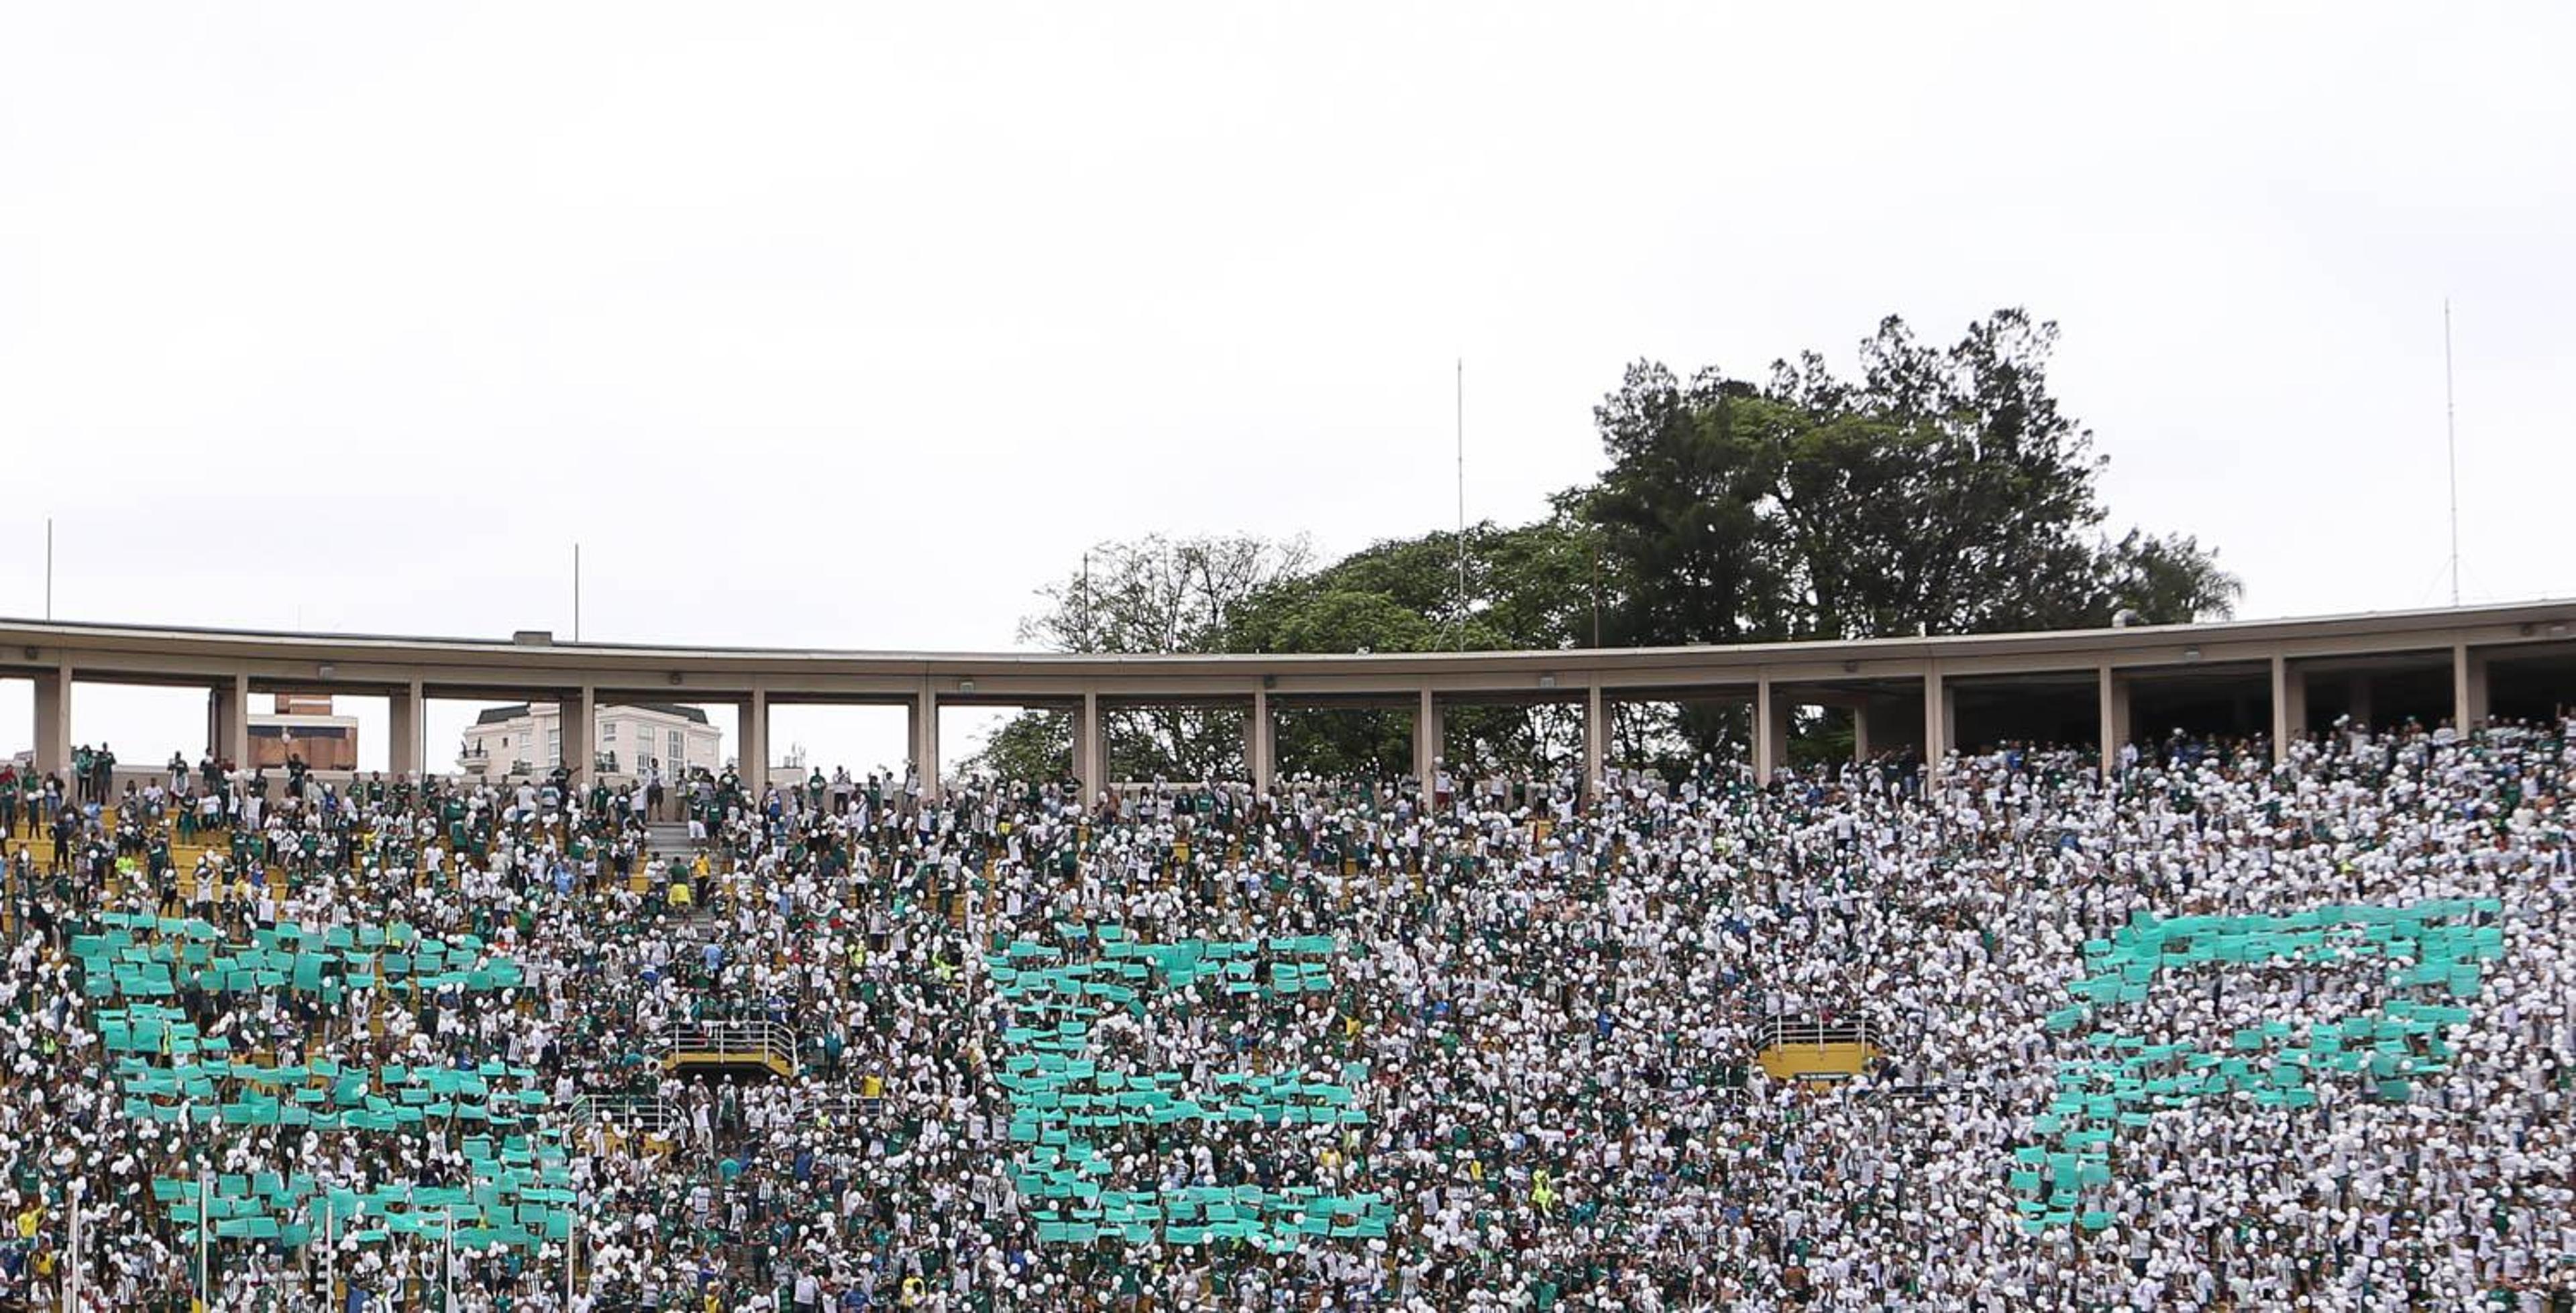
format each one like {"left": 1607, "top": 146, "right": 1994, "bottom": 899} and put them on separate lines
{"left": 0, "top": 604, "right": 2568, "bottom": 787}
{"left": 5, "top": 601, "right": 2575, "bottom": 704}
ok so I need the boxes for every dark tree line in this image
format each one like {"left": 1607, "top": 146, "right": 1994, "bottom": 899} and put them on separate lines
{"left": 972, "top": 310, "right": 2239, "bottom": 782}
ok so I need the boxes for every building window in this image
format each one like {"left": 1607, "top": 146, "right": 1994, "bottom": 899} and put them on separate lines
{"left": 602, "top": 720, "right": 617, "bottom": 743}
{"left": 549, "top": 729, "right": 563, "bottom": 762}
{"left": 669, "top": 729, "right": 684, "bottom": 767}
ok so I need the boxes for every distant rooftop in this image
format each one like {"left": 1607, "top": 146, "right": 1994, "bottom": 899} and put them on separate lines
{"left": 472, "top": 701, "right": 712, "bottom": 726}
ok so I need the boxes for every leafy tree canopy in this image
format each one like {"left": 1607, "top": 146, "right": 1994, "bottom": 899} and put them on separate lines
{"left": 968, "top": 310, "right": 2239, "bottom": 783}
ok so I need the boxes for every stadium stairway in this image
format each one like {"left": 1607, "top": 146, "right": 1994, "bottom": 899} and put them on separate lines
{"left": 643, "top": 820, "right": 696, "bottom": 855}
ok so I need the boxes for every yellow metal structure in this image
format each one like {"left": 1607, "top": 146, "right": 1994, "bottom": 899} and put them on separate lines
{"left": 657, "top": 1021, "right": 798, "bottom": 1079}
{"left": 1753, "top": 1018, "right": 1883, "bottom": 1082}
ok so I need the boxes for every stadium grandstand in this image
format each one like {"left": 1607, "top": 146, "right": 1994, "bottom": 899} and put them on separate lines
{"left": 0, "top": 609, "right": 2569, "bottom": 1310}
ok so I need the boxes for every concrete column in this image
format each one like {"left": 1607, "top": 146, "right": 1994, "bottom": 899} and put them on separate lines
{"left": 2098, "top": 666, "right": 2132, "bottom": 777}
{"left": 1582, "top": 683, "right": 1607, "bottom": 797}
{"left": 207, "top": 675, "right": 249, "bottom": 766}
{"left": 2453, "top": 644, "right": 2489, "bottom": 731}
{"left": 564, "top": 686, "right": 596, "bottom": 785}
{"left": 911, "top": 683, "right": 940, "bottom": 801}
{"left": 1851, "top": 701, "right": 1872, "bottom": 764}
{"left": 2270, "top": 656, "right": 2306, "bottom": 764}
{"left": 1075, "top": 692, "right": 1104, "bottom": 797}
{"left": 1244, "top": 689, "right": 1273, "bottom": 795}
{"left": 1754, "top": 675, "right": 1783, "bottom": 782}
{"left": 1412, "top": 689, "right": 1442, "bottom": 785}
{"left": 388, "top": 681, "right": 425, "bottom": 781}
{"left": 33, "top": 665, "right": 70, "bottom": 777}
{"left": 228, "top": 675, "right": 250, "bottom": 768}
{"left": 1922, "top": 665, "right": 1950, "bottom": 779}
{"left": 741, "top": 688, "right": 769, "bottom": 792}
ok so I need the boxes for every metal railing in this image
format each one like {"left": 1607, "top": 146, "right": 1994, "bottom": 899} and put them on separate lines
{"left": 1758, "top": 1017, "right": 1880, "bottom": 1051}
{"left": 654, "top": 1019, "right": 799, "bottom": 1072}
{"left": 806, "top": 1091, "right": 875, "bottom": 1127}
{"left": 572, "top": 1093, "right": 681, "bottom": 1136}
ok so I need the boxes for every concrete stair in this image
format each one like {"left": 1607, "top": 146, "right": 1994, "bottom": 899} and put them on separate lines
{"left": 643, "top": 821, "right": 696, "bottom": 856}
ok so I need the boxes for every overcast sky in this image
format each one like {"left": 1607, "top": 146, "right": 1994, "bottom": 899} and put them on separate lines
{"left": 3, "top": 1, "right": 2569, "bottom": 775}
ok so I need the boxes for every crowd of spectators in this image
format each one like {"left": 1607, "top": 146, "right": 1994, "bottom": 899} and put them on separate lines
{"left": 0, "top": 714, "right": 2567, "bottom": 1311}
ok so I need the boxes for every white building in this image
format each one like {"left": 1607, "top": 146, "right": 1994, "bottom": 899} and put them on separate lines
{"left": 249, "top": 693, "right": 360, "bottom": 771}
{"left": 455, "top": 701, "right": 722, "bottom": 783}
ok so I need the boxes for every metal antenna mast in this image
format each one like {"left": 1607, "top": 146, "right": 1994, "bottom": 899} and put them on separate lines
{"left": 1455, "top": 358, "right": 1466, "bottom": 646}
{"left": 2445, "top": 300, "right": 2461, "bottom": 606}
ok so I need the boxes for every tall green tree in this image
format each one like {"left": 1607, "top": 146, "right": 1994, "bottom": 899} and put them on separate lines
{"left": 979, "top": 310, "right": 2239, "bottom": 785}
{"left": 967, "top": 534, "right": 1311, "bottom": 783}
{"left": 1018, "top": 533, "right": 1313, "bottom": 654}
{"left": 1230, "top": 518, "right": 1599, "bottom": 775}
{"left": 1582, "top": 308, "right": 2238, "bottom": 644}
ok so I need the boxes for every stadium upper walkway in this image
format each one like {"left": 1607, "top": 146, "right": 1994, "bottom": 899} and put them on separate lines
{"left": 5, "top": 600, "right": 2573, "bottom": 795}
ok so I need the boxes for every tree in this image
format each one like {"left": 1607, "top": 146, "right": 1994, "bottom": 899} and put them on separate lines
{"left": 981, "top": 310, "right": 2241, "bottom": 785}
{"left": 2092, "top": 530, "right": 2244, "bottom": 626}
{"left": 1583, "top": 308, "right": 2239, "bottom": 644}
{"left": 1581, "top": 365, "right": 1788, "bottom": 646}
{"left": 967, "top": 534, "right": 1313, "bottom": 784}
{"left": 1229, "top": 518, "right": 1599, "bottom": 776}
{"left": 1019, "top": 533, "right": 1313, "bottom": 655}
